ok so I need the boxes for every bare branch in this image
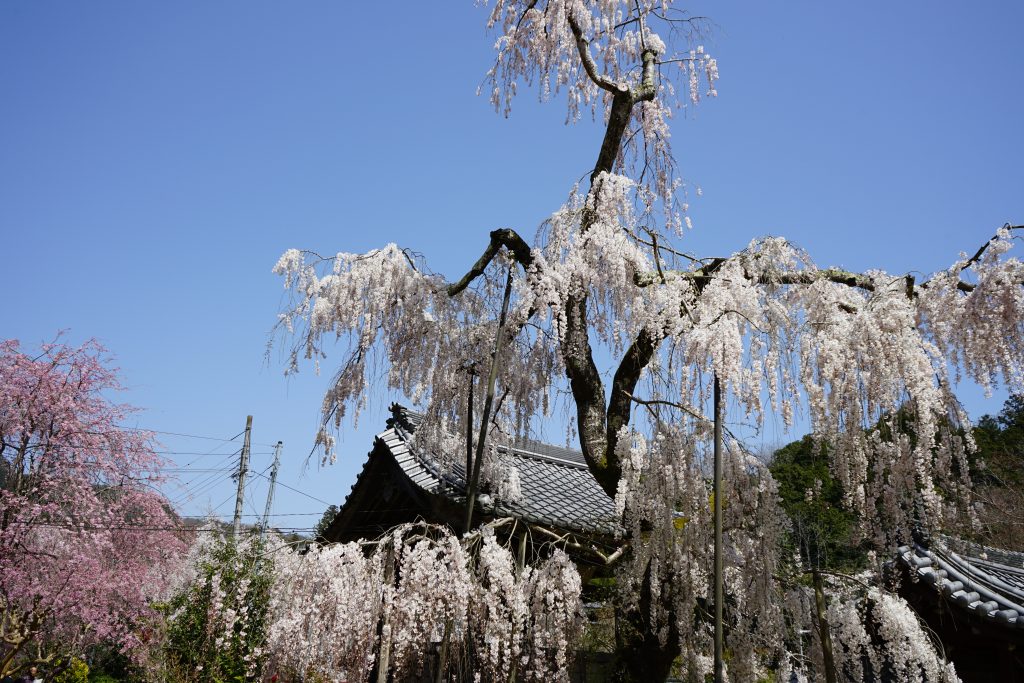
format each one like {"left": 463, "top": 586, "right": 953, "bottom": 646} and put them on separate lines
{"left": 622, "top": 391, "right": 709, "bottom": 425}
{"left": 527, "top": 523, "right": 627, "bottom": 566}
{"left": 962, "top": 224, "right": 1023, "bottom": 271}
{"left": 917, "top": 224, "right": 1024, "bottom": 293}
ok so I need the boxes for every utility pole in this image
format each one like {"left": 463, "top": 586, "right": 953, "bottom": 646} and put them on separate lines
{"left": 232, "top": 415, "right": 253, "bottom": 539}
{"left": 260, "top": 440, "right": 282, "bottom": 540}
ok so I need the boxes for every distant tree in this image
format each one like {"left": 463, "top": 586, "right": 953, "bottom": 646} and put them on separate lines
{"left": 770, "top": 436, "right": 866, "bottom": 573}
{"left": 971, "top": 394, "right": 1024, "bottom": 549}
{"left": 313, "top": 503, "right": 338, "bottom": 541}
{"left": 771, "top": 436, "right": 871, "bottom": 682}
{"left": 0, "top": 338, "right": 185, "bottom": 678}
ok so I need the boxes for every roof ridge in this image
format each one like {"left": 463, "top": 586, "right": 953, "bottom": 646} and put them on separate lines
{"left": 375, "top": 407, "right": 618, "bottom": 536}
{"left": 501, "top": 443, "right": 588, "bottom": 469}
{"left": 389, "top": 404, "right": 589, "bottom": 469}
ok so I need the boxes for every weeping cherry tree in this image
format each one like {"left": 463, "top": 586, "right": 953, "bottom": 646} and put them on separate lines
{"left": 271, "top": 1, "right": 1023, "bottom": 680}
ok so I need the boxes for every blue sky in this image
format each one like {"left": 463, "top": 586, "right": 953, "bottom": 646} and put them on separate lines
{"left": 2, "top": 2, "right": 1022, "bottom": 529}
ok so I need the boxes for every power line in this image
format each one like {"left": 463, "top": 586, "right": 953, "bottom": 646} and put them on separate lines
{"left": 167, "top": 472, "right": 238, "bottom": 503}
{"left": 178, "top": 512, "right": 326, "bottom": 518}
{"left": 167, "top": 460, "right": 239, "bottom": 507}
{"left": 156, "top": 450, "right": 276, "bottom": 457}
{"left": 120, "top": 426, "right": 279, "bottom": 448}
{"left": 161, "top": 468, "right": 236, "bottom": 474}
{"left": 1, "top": 520, "right": 318, "bottom": 533}
{"left": 249, "top": 470, "right": 334, "bottom": 507}
{"left": 179, "top": 447, "right": 242, "bottom": 475}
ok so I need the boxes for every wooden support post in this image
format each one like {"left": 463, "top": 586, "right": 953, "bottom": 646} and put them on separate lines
{"left": 713, "top": 375, "right": 724, "bottom": 683}
{"left": 466, "top": 369, "right": 475, "bottom": 485}
{"left": 813, "top": 569, "right": 838, "bottom": 683}
{"left": 464, "top": 262, "right": 515, "bottom": 533}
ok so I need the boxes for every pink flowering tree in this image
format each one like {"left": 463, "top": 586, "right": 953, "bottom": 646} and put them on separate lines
{"left": 0, "top": 338, "right": 186, "bottom": 677}
{"left": 272, "top": 2, "right": 1023, "bottom": 680}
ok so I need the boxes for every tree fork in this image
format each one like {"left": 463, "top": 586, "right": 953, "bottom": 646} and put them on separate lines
{"left": 605, "top": 328, "right": 659, "bottom": 492}
{"left": 564, "top": 45, "right": 659, "bottom": 494}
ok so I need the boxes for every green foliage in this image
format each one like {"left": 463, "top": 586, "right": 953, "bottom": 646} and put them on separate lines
{"left": 313, "top": 504, "right": 339, "bottom": 541}
{"left": 969, "top": 394, "right": 1024, "bottom": 549}
{"left": 163, "top": 534, "right": 273, "bottom": 683}
{"left": 973, "top": 394, "right": 1024, "bottom": 487}
{"left": 87, "top": 674, "right": 123, "bottom": 683}
{"left": 83, "top": 643, "right": 143, "bottom": 683}
{"left": 770, "top": 436, "right": 867, "bottom": 571}
{"left": 54, "top": 658, "right": 89, "bottom": 683}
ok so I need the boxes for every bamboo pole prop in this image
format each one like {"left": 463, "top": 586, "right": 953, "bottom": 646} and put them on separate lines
{"left": 464, "top": 261, "right": 515, "bottom": 533}
{"left": 713, "top": 374, "right": 724, "bottom": 683}
{"left": 466, "top": 366, "right": 476, "bottom": 486}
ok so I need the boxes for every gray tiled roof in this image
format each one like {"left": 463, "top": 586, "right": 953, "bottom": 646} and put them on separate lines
{"left": 384, "top": 406, "right": 619, "bottom": 535}
{"left": 899, "top": 534, "right": 1024, "bottom": 628}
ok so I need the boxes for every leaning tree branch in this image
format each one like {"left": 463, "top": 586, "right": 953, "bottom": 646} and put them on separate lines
{"left": 633, "top": 225, "right": 1024, "bottom": 296}
{"left": 566, "top": 14, "right": 622, "bottom": 94}
{"left": 606, "top": 328, "right": 660, "bottom": 473}
{"left": 916, "top": 223, "right": 1024, "bottom": 293}
{"left": 446, "top": 228, "right": 533, "bottom": 297}
{"left": 960, "top": 224, "right": 1023, "bottom": 271}
{"left": 633, "top": 264, "right": 876, "bottom": 291}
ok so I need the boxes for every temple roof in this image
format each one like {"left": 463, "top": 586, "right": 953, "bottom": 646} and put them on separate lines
{"left": 898, "top": 534, "right": 1024, "bottom": 629}
{"left": 350, "top": 405, "right": 619, "bottom": 536}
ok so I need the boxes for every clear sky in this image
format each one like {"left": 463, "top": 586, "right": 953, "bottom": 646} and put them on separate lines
{"left": 2, "top": 2, "right": 1022, "bottom": 531}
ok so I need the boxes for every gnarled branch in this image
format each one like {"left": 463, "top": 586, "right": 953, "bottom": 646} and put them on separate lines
{"left": 446, "top": 228, "right": 533, "bottom": 297}
{"left": 633, "top": 264, "right": 876, "bottom": 291}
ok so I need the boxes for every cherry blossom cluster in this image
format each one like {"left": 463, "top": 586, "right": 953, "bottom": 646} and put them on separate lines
{"left": 827, "top": 589, "right": 961, "bottom": 682}
{"left": 481, "top": 1, "right": 718, "bottom": 222}
{"left": 270, "top": 1, "right": 1024, "bottom": 676}
{"left": 260, "top": 523, "right": 583, "bottom": 682}
{"left": 613, "top": 426, "right": 789, "bottom": 680}
{"left": 273, "top": 245, "right": 557, "bottom": 478}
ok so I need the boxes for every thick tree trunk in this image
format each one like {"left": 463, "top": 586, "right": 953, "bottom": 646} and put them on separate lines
{"left": 612, "top": 560, "right": 682, "bottom": 682}
{"left": 453, "top": 34, "right": 678, "bottom": 679}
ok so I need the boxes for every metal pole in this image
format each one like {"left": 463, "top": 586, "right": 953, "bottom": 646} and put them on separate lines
{"left": 713, "top": 375, "right": 724, "bottom": 683}
{"left": 232, "top": 415, "right": 252, "bottom": 538}
{"left": 466, "top": 369, "right": 475, "bottom": 486}
{"left": 260, "top": 440, "right": 282, "bottom": 540}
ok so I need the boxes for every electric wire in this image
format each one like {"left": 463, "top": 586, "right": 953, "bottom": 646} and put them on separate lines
{"left": 248, "top": 470, "right": 333, "bottom": 506}
{"left": 166, "top": 450, "right": 241, "bottom": 506}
